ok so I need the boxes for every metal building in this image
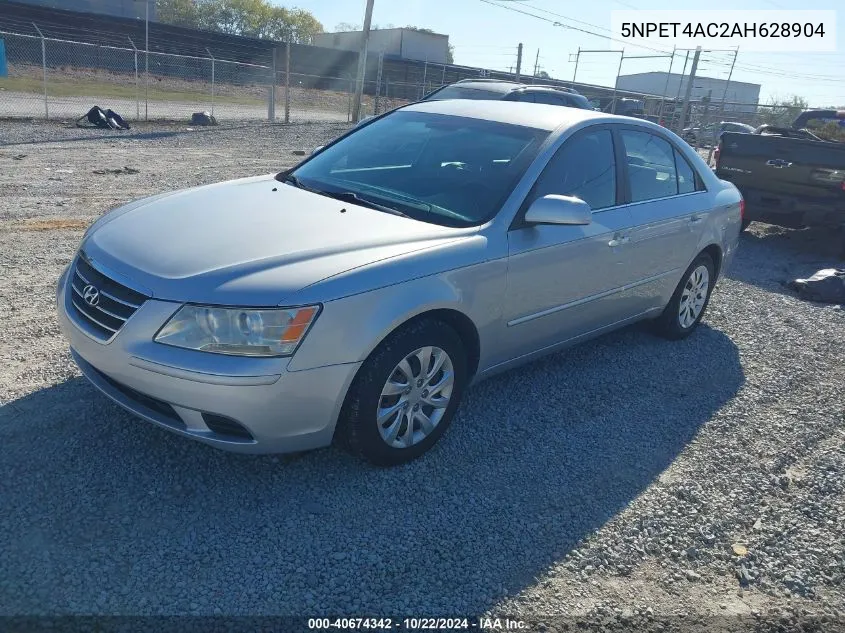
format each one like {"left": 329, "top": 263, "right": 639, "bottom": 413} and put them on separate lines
{"left": 314, "top": 28, "right": 449, "bottom": 64}
{"left": 6, "top": 0, "right": 154, "bottom": 20}
{"left": 616, "top": 72, "right": 761, "bottom": 113}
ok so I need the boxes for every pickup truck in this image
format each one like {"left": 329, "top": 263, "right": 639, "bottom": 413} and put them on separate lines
{"left": 714, "top": 110, "right": 845, "bottom": 233}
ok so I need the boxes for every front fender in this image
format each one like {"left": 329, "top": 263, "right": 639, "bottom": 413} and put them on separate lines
{"left": 287, "top": 259, "right": 507, "bottom": 372}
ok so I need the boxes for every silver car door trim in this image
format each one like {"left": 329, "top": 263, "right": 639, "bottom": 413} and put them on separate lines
{"left": 488, "top": 306, "right": 665, "bottom": 374}
{"left": 610, "top": 190, "right": 709, "bottom": 210}
{"left": 129, "top": 356, "right": 282, "bottom": 386}
{"left": 507, "top": 268, "right": 681, "bottom": 327}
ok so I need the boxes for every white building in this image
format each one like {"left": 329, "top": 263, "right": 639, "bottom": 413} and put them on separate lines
{"left": 314, "top": 28, "right": 449, "bottom": 64}
{"left": 616, "top": 72, "right": 761, "bottom": 113}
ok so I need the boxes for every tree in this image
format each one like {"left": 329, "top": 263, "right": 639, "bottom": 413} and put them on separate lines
{"left": 758, "top": 95, "right": 809, "bottom": 128}
{"left": 334, "top": 22, "right": 359, "bottom": 32}
{"left": 446, "top": 44, "right": 454, "bottom": 65}
{"left": 536, "top": 70, "right": 550, "bottom": 79}
{"left": 156, "top": 0, "right": 323, "bottom": 44}
{"left": 157, "top": 0, "right": 199, "bottom": 26}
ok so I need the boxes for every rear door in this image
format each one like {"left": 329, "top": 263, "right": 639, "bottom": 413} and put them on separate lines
{"left": 615, "top": 128, "right": 710, "bottom": 314}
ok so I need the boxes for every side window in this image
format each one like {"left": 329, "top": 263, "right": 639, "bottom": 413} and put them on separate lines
{"left": 531, "top": 129, "right": 616, "bottom": 210}
{"left": 620, "top": 130, "right": 678, "bottom": 202}
{"left": 532, "top": 92, "right": 563, "bottom": 106}
{"left": 506, "top": 92, "right": 534, "bottom": 103}
{"left": 674, "top": 149, "right": 700, "bottom": 194}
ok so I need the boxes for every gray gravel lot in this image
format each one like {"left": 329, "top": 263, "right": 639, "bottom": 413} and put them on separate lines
{"left": 1, "top": 120, "right": 844, "bottom": 630}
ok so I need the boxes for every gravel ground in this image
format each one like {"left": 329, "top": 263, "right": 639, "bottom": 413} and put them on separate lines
{"left": 0, "top": 91, "right": 351, "bottom": 123}
{"left": 1, "top": 120, "right": 844, "bottom": 630}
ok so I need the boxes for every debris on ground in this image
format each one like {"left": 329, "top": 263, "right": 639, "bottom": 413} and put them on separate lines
{"left": 92, "top": 166, "right": 140, "bottom": 175}
{"left": 788, "top": 268, "right": 845, "bottom": 304}
{"left": 75, "top": 106, "right": 130, "bottom": 130}
{"left": 191, "top": 111, "right": 218, "bottom": 126}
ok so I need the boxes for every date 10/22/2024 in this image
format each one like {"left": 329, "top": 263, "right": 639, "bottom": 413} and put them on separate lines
{"left": 307, "top": 617, "right": 527, "bottom": 630}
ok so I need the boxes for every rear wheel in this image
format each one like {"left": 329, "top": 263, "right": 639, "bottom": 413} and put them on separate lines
{"left": 337, "top": 319, "right": 468, "bottom": 466}
{"left": 653, "top": 253, "right": 715, "bottom": 340}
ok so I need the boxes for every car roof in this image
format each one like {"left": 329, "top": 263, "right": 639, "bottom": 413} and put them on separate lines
{"left": 402, "top": 98, "right": 614, "bottom": 132}
{"left": 447, "top": 79, "right": 523, "bottom": 94}
{"left": 452, "top": 79, "right": 582, "bottom": 96}
{"left": 517, "top": 86, "right": 582, "bottom": 96}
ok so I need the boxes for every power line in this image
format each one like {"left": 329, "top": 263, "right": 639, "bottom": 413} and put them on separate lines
{"left": 477, "top": 0, "right": 844, "bottom": 88}
{"left": 476, "top": 0, "right": 675, "bottom": 55}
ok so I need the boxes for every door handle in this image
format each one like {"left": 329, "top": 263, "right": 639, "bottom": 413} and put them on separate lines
{"left": 608, "top": 235, "right": 630, "bottom": 247}
{"left": 766, "top": 159, "right": 792, "bottom": 168}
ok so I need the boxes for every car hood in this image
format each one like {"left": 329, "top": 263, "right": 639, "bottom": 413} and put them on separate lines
{"left": 82, "top": 175, "right": 472, "bottom": 306}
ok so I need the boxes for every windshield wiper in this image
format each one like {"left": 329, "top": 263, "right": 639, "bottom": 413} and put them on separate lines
{"left": 320, "top": 191, "right": 412, "bottom": 218}
{"left": 279, "top": 173, "right": 321, "bottom": 194}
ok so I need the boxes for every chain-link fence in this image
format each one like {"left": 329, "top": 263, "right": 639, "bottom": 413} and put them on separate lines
{"left": 0, "top": 30, "right": 280, "bottom": 122}
{"left": 0, "top": 27, "right": 780, "bottom": 130}
{"left": 0, "top": 29, "right": 416, "bottom": 124}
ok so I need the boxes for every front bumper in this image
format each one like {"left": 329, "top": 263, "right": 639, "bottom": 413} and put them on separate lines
{"left": 56, "top": 264, "right": 361, "bottom": 454}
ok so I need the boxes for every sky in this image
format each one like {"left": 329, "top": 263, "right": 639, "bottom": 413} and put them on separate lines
{"left": 286, "top": 0, "right": 844, "bottom": 107}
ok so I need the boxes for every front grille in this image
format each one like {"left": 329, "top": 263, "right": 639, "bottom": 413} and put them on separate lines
{"left": 69, "top": 254, "right": 148, "bottom": 341}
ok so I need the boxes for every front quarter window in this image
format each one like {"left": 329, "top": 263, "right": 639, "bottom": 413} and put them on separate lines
{"left": 289, "top": 111, "right": 549, "bottom": 227}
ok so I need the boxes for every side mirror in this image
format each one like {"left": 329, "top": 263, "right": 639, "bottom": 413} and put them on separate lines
{"left": 524, "top": 194, "right": 592, "bottom": 226}
{"left": 311, "top": 145, "right": 324, "bottom": 155}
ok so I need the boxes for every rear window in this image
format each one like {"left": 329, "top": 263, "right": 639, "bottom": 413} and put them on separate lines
{"left": 424, "top": 86, "right": 506, "bottom": 101}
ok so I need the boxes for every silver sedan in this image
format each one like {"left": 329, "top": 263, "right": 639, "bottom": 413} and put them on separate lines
{"left": 56, "top": 99, "right": 743, "bottom": 465}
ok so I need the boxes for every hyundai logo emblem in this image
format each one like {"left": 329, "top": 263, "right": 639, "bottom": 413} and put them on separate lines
{"left": 82, "top": 284, "right": 100, "bottom": 307}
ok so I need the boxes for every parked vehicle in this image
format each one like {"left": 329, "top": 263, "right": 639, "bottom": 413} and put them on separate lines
{"left": 57, "top": 100, "right": 742, "bottom": 465}
{"left": 604, "top": 98, "right": 646, "bottom": 118}
{"left": 421, "top": 78, "right": 595, "bottom": 110}
{"left": 683, "top": 121, "right": 755, "bottom": 146}
{"left": 715, "top": 110, "right": 845, "bottom": 233}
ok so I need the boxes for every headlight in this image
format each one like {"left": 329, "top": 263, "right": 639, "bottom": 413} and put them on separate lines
{"left": 154, "top": 304, "right": 320, "bottom": 357}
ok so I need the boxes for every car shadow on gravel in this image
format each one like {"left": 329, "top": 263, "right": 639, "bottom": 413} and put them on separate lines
{"left": 0, "top": 324, "right": 743, "bottom": 615}
{"left": 728, "top": 224, "right": 845, "bottom": 298}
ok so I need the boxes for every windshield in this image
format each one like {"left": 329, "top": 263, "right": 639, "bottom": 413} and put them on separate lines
{"left": 289, "top": 111, "right": 549, "bottom": 227}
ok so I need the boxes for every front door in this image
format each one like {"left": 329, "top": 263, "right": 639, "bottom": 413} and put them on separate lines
{"left": 499, "top": 127, "right": 636, "bottom": 365}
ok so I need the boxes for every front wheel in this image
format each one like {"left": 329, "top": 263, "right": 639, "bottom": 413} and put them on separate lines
{"left": 653, "top": 253, "right": 716, "bottom": 340}
{"left": 336, "top": 319, "right": 468, "bottom": 466}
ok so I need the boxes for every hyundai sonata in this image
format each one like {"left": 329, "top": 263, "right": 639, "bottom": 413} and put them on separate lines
{"left": 57, "top": 99, "right": 743, "bottom": 465}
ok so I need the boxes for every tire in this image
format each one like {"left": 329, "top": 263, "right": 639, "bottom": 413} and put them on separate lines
{"left": 740, "top": 218, "right": 752, "bottom": 232}
{"left": 653, "top": 253, "right": 716, "bottom": 340}
{"left": 336, "top": 319, "right": 468, "bottom": 466}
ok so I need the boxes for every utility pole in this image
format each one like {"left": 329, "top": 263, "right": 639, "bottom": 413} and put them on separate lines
{"left": 611, "top": 49, "right": 624, "bottom": 114}
{"left": 533, "top": 48, "right": 540, "bottom": 79}
{"left": 514, "top": 43, "right": 523, "bottom": 82}
{"left": 698, "top": 89, "right": 713, "bottom": 148}
{"left": 677, "top": 46, "right": 701, "bottom": 133}
{"left": 351, "top": 0, "right": 375, "bottom": 123}
{"left": 672, "top": 50, "right": 690, "bottom": 129}
{"left": 657, "top": 46, "right": 675, "bottom": 125}
{"left": 572, "top": 47, "right": 580, "bottom": 82}
{"left": 716, "top": 47, "right": 739, "bottom": 120}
